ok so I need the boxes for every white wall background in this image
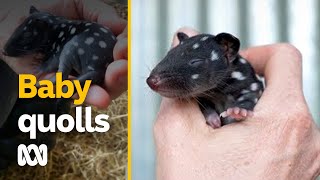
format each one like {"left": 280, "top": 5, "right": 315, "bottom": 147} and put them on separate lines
{"left": 131, "top": 0, "right": 320, "bottom": 179}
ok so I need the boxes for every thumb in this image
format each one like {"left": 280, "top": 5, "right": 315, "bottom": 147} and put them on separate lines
{"left": 80, "top": 0, "right": 127, "bottom": 35}
{"left": 155, "top": 98, "right": 208, "bottom": 135}
{"left": 241, "top": 44, "right": 307, "bottom": 121}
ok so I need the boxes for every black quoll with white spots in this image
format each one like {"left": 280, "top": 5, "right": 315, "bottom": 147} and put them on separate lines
{"left": 147, "top": 32, "right": 264, "bottom": 128}
{"left": 3, "top": 6, "right": 116, "bottom": 89}
{"left": 0, "top": 6, "right": 116, "bottom": 168}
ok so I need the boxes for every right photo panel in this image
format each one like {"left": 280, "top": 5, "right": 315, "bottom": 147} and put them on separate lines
{"left": 130, "top": 0, "right": 320, "bottom": 180}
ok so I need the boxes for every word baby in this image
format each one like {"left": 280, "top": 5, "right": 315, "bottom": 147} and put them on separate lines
{"left": 19, "top": 72, "right": 89, "bottom": 105}
{"left": 18, "top": 73, "right": 110, "bottom": 139}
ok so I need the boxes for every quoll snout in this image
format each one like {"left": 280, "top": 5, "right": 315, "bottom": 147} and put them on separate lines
{"left": 146, "top": 75, "right": 161, "bottom": 91}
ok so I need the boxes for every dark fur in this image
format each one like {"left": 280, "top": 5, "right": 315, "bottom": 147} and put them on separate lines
{"left": 3, "top": 6, "right": 116, "bottom": 88}
{"left": 147, "top": 32, "right": 264, "bottom": 125}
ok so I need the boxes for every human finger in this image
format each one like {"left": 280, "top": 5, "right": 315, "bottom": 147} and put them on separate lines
{"left": 113, "top": 37, "right": 127, "bottom": 60}
{"left": 75, "top": 85, "right": 111, "bottom": 108}
{"left": 104, "top": 59, "right": 127, "bottom": 100}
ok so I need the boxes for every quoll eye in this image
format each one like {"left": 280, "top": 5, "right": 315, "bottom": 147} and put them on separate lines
{"left": 188, "top": 58, "right": 205, "bottom": 67}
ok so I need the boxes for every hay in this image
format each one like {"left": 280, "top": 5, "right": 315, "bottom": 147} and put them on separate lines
{"left": 0, "top": 93, "right": 127, "bottom": 180}
{"left": 0, "top": 1, "right": 127, "bottom": 180}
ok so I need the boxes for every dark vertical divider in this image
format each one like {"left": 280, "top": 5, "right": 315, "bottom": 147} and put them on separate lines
{"left": 199, "top": 0, "right": 208, "bottom": 32}
{"left": 238, "top": 0, "right": 249, "bottom": 48}
{"left": 158, "top": 0, "right": 168, "bottom": 58}
{"left": 277, "top": 0, "right": 288, "bottom": 42}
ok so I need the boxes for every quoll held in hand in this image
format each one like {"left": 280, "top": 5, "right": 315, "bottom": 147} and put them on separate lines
{"left": 147, "top": 32, "right": 264, "bottom": 128}
{"left": 3, "top": 6, "right": 116, "bottom": 90}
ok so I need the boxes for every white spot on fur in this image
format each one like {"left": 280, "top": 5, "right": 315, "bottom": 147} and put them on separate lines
{"left": 191, "top": 74, "right": 199, "bottom": 79}
{"left": 70, "top": 27, "right": 76, "bottom": 34}
{"left": 112, "top": 35, "right": 116, "bottom": 40}
{"left": 99, "top": 41, "right": 107, "bottom": 48}
{"left": 192, "top": 43, "right": 200, "bottom": 49}
{"left": 255, "top": 74, "right": 263, "bottom": 81}
{"left": 239, "top": 58, "right": 247, "bottom": 64}
{"left": 85, "top": 23, "right": 92, "bottom": 26}
{"left": 52, "top": 43, "right": 56, "bottom": 49}
{"left": 250, "top": 83, "right": 259, "bottom": 91}
{"left": 241, "top": 89, "right": 250, "bottom": 94}
{"left": 237, "top": 96, "right": 245, "bottom": 101}
{"left": 100, "top": 27, "right": 108, "bottom": 33}
{"left": 77, "top": 48, "right": 85, "bottom": 55}
{"left": 56, "top": 45, "right": 60, "bottom": 52}
{"left": 231, "top": 71, "right": 246, "bottom": 80}
{"left": 88, "top": 66, "right": 94, "bottom": 70}
{"left": 28, "top": 20, "right": 32, "bottom": 24}
{"left": 48, "top": 19, "right": 53, "bottom": 23}
{"left": 85, "top": 37, "right": 94, "bottom": 45}
{"left": 254, "top": 98, "right": 258, "bottom": 103}
{"left": 92, "top": 55, "right": 99, "bottom": 60}
{"left": 84, "top": 29, "right": 90, "bottom": 32}
{"left": 61, "top": 37, "right": 65, "bottom": 42}
{"left": 58, "top": 31, "right": 64, "bottom": 38}
{"left": 201, "top": 36, "right": 209, "bottom": 41}
{"left": 23, "top": 27, "right": 27, "bottom": 31}
{"left": 94, "top": 32, "right": 100, "bottom": 36}
{"left": 211, "top": 51, "right": 218, "bottom": 61}
{"left": 61, "top": 24, "right": 66, "bottom": 28}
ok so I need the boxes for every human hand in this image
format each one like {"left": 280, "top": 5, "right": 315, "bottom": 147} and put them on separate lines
{"left": 0, "top": 0, "right": 127, "bottom": 108}
{"left": 154, "top": 27, "right": 320, "bottom": 179}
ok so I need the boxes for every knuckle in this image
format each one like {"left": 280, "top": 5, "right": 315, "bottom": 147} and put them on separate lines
{"left": 280, "top": 106, "right": 314, "bottom": 142}
{"left": 276, "top": 43, "right": 303, "bottom": 62}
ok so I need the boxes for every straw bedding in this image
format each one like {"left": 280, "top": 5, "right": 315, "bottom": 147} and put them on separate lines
{"left": 0, "top": 1, "right": 128, "bottom": 179}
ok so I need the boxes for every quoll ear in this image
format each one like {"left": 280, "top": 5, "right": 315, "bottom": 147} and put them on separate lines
{"left": 29, "top": 6, "right": 39, "bottom": 14}
{"left": 177, "top": 32, "right": 189, "bottom": 44}
{"left": 214, "top": 33, "right": 240, "bottom": 62}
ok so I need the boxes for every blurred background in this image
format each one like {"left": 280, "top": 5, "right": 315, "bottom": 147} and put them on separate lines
{"left": 131, "top": 0, "right": 320, "bottom": 179}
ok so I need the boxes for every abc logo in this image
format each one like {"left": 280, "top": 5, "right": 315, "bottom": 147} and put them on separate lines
{"left": 17, "top": 144, "right": 48, "bottom": 166}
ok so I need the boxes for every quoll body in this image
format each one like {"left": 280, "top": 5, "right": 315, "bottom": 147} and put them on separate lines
{"left": 147, "top": 32, "right": 264, "bottom": 128}
{"left": 3, "top": 6, "right": 116, "bottom": 88}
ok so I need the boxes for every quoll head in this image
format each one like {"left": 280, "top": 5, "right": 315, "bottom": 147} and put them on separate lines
{"left": 147, "top": 32, "right": 240, "bottom": 98}
{"left": 3, "top": 6, "right": 55, "bottom": 57}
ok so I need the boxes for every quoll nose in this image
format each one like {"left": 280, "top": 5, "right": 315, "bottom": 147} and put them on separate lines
{"left": 146, "top": 75, "right": 161, "bottom": 90}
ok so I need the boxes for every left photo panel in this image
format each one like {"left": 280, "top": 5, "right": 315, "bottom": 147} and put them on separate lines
{"left": 0, "top": 0, "right": 128, "bottom": 179}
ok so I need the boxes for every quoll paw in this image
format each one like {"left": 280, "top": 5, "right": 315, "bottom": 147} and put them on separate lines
{"left": 220, "top": 107, "right": 253, "bottom": 120}
{"left": 205, "top": 111, "right": 221, "bottom": 129}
